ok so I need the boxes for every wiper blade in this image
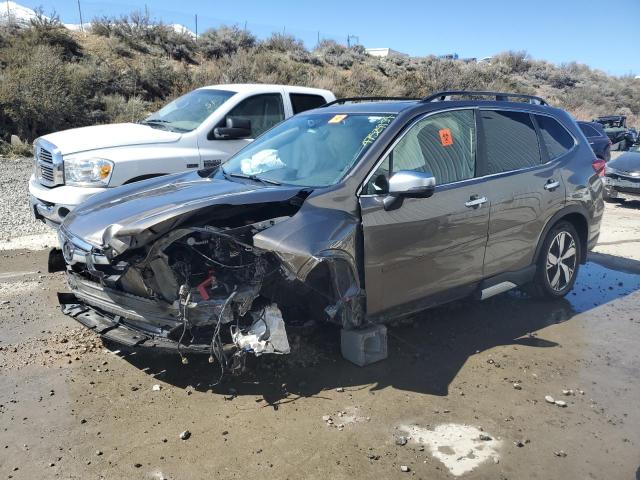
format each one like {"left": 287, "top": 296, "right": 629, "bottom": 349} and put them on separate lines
{"left": 141, "top": 119, "right": 170, "bottom": 124}
{"left": 228, "top": 172, "right": 281, "bottom": 186}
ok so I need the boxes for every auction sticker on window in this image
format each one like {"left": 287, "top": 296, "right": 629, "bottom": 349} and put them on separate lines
{"left": 439, "top": 128, "right": 453, "bottom": 146}
{"left": 328, "top": 114, "right": 348, "bottom": 124}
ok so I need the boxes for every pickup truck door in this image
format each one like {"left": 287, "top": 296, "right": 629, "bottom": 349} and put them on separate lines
{"left": 198, "top": 93, "right": 286, "bottom": 168}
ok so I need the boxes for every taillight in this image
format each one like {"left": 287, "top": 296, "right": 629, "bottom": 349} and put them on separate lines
{"left": 592, "top": 158, "right": 606, "bottom": 177}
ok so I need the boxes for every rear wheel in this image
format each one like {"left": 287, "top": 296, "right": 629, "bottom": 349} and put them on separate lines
{"left": 528, "top": 222, "right": 581, "bottom": 299}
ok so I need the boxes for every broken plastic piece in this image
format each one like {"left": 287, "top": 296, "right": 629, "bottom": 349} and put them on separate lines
{"left": 231, "top": 305, "right": 290, "bottom": 355}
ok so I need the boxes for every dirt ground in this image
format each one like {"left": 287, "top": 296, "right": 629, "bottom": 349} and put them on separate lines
{"left": 1, "top": 186, "right": 639, "bottom": 479}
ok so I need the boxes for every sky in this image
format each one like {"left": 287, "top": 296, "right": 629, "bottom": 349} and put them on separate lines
{"left": 11, "top": 0, "right": 640, "bottom": 76}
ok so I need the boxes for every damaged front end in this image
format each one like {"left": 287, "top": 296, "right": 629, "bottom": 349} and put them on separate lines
{"left": 52, "top": 194, "right": 365, "bottom": 374}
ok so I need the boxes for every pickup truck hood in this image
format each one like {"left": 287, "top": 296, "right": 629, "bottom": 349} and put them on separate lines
{"left": 40, "top": 123, "right": 181, "bottom": 155}
{"left": 61, "top": 171, "right": 307, "bottom": 247}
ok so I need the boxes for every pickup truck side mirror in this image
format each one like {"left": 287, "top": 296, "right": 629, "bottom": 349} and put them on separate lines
{"left": 383, "top": 170, "right": 436, "bottom": 211}
{"left": 210, "top": 117, "right": 252, "bottom": 140}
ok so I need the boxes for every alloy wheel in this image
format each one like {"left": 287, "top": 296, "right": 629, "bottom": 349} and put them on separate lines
{"left": 546, "top": 231, "right": 577, "bottom": 292}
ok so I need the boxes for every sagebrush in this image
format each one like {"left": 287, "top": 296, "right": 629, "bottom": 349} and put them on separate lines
{"left": 0, "top": 13, "right": 638, "bottom": 144}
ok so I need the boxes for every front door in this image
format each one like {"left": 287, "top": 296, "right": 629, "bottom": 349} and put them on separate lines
{"left": 359, "top": 109, "right": 490, "bottom": 318}
{"left": 199, "top": 93, "right": 286, "bottom": 168}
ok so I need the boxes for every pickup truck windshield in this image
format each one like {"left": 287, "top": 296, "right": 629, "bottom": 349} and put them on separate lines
{"left": 143, "top": 89, "right": 235, "bottom": 132}
{"left": 216, "top": 112, "right": 396, "bottom": 187}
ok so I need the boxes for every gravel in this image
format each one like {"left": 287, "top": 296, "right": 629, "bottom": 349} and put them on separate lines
{"left": 0, "top": 156, "right": 50, "bottom": 240}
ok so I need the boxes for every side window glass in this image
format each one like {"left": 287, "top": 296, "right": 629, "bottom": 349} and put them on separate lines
{"left": 225, "top": 94, "right": 285, "bottom": 137}
{"left": 290, "top": 94, "right": 327, "bottom": 114}
{"left": 364, "top": 110, "right": 476, "bottom": 194}
{"left": 481, "top": 110, "right": 541, "bottom": 174}
{"left": 536, "top": 115, "right": 575, "bottom": 160}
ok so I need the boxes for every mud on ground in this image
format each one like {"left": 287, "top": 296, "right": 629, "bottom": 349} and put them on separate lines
{"left": 1, "top": 177, "right": 639, "bottom": 479}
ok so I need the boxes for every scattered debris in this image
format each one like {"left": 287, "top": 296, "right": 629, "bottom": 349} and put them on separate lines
{"left": 179, "top": 430, "right": 191, "bottom": 440}
{"left": 545, "top": 395, "right": 555, "bottom": 404}
{"left": 555, "top": 400, "right": 567, "bottom": 408}
{"left": 554, "top": 450, "right": 567, "bottom": 457}
{"left": 400, "top": 465, "right": 410, "bottom": 472}
{"left": 336, "top": 387, "right": 345, "bottom": 393}
{"left": 479, "top": 434, "right": 492, "bottom": 441}
{"left": 152, "top": 384, "right": 162, "bottom": 392}
{"left": 513, "top": 383, "right": 522, "bottom": 390}
{"left": 395, "top": 436, "right": 408, "bottom": 446}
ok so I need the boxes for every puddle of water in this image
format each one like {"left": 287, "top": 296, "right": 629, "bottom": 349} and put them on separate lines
{"left": 567, "top": 261, "right": 640, "bottom": 313}
{"left": 400, "top": 423, "right": 501, "bottom": 476}
{"left": 0, "top": 232, "right": 58, "bottom": 251}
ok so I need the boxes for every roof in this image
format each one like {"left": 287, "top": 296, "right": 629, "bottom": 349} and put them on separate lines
{"left": 320, "top": 100, "right": 420, "bottom": 114}
{"left": 199, "top": 84, "right": 334, "bottom": 96}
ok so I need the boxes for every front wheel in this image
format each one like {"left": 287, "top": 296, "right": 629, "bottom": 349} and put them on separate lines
{"left": 528, "top": 222, "right": 581, "bottom": 299}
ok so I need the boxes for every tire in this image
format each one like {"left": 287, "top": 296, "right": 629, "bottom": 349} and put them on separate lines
{"left": 528, "top": 221, "right": 581, "bottom": 299}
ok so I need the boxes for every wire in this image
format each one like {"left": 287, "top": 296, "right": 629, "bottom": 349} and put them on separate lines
{"left": 177, "top": 290, "right": 191, "bottom": 363}
{"left": 209, "top": 288, "right": 237, "bottom": 386}
{"left": 188, "top": 245, "right": 256, "bottom": 270}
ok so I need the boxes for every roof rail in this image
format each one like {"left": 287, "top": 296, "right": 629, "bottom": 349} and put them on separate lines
{"left": 323, "top": 96, "right": 419, "bottom": 107}
{"left": 422, "top": 90, "right": 548, "bottom": 106}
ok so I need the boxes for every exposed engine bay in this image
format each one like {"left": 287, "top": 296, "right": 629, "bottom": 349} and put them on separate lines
{"left": 55, "top": 202, "right": 365, "bottom": 379}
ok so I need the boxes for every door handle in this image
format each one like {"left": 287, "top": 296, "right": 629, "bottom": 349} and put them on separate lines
{"left": 544, "top": 180, "right": 560, "bottom": 191}
{"left": 465, "top": 196, "right": 487, "bottom": 208}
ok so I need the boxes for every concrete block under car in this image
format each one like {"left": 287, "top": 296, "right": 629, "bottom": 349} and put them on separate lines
{"left": 340, "top": 324, "right": 388, "bottom": 366}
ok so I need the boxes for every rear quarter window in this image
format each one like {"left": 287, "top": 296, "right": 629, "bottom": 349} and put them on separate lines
{"left": 579, "top": 123, "right": 599, "bottom": 137}
{"left": 535, "top": 115, "right": 575, "bottom": 160}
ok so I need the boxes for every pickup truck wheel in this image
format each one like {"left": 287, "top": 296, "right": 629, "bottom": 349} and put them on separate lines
{"left": 528, "top": 221, "right": 581, "bottom": 299}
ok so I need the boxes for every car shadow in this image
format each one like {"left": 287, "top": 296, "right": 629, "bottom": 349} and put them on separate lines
{"left": 107, "top": 257, "right": 640, "bottom": 404}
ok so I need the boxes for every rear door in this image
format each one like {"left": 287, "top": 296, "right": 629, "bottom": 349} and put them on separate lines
{"left": 478, "top": 109, "right": 571, "bottom": 278}
{"left": 359, "top": 109, "right": 490, "bottom": 318}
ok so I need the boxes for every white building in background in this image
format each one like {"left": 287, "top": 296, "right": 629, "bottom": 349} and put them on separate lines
{"left": 365, "top": 48, "right": 409, "bottom": 58}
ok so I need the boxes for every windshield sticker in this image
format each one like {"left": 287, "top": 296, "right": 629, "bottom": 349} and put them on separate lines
{"left": 362, "top": 115, "right": 394, "bottom": 146}
{"left": 439, "top": 128, "right": 453, "bottom": 146}
{"left": 328, "top": 114, "right": 348, "bottom": 124}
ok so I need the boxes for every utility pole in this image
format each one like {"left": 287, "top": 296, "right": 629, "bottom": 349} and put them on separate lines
{"left": 6, "top": 1, "right": 11, "bottom": 25}
{"left": 194, "top": 14, "right": 198, "bottom": 37}
{"left": 347, "top": 34, "right": 359, "bottom": 48}
{"left": 77, "top": 0, "right": 84, "bottom": 32}
{"left": 317, "top": 31, "right": 320, "bottom": 46}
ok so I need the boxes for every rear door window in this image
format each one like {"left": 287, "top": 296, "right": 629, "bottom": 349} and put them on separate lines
{"left": 290, "top": 93, "right": 327, "bottom": 114}
{"left": 364, "top": 109, "right": 476, "bottom": 194}
{"left": 224, "top": 93, "right": 285, "bottom": 137}
{"left": 535, "top": 115, "right": 576, "bottom": 160}
{"left": 480, "top": 110, "right": 541, "bottom": 175}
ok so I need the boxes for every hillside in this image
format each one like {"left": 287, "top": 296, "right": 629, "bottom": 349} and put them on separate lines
{"left": 0, "top": 11, "right": 638, "bottom": 149}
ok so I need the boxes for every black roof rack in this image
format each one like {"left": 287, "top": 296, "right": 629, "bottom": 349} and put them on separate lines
{"left": 323, "top": 96, "right": 419, "bottom": 107}
{"left": 422, "top": 90, "right": 548, "bottom": 106}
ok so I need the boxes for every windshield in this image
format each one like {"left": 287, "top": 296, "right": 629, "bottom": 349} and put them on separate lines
{"left": 143, "top": 89, "right": 235, "bottom": 132}
{"left": 215, "top": 112, "right": 396, "bottom": 187}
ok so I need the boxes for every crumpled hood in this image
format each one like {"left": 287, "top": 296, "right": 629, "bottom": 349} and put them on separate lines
{"left": 609, "top": 152, "right": 640, "bottom": 174}
{"left": 61, "top": 171, "right": 306, "bottom": 247}
{"left": 39, "top": 123, "right": 181, "bottom": 155}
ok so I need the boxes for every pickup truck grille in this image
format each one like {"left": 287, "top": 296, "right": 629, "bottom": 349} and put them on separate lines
{"left": 35, "top": 142, "right": 64, "bottom": 187}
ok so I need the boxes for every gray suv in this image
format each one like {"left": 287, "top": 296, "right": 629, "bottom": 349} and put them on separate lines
{"left": 50, "top": 91, "right": 604, "bottom": 368}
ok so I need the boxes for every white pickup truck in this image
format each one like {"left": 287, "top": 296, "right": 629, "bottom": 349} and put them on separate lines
{"left": 29, "top": 83, "right": 335, "bottom": 226}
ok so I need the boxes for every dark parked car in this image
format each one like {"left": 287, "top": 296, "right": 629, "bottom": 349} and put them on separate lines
{"left": 578, "top": 121, "right": 611, "bottom": 162}
{"left": 603, "top": 146, "right": 640, "bottom": 202}
{"left": 49, "top": 91, "right": 604, "bottom": 370}
{"left": 593, "top": 115, "right": 634, "bottom": 151}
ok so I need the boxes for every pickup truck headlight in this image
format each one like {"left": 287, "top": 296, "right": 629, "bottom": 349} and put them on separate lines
{"left": 65, "top": 158, "right": 114, "bottom": 186}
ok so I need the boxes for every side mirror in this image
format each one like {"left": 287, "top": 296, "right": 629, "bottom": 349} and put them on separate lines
{"left": 383, "top": 170, "right": 435, "bottom": 211}
{"left": 211, "top": 117, "right": 252, "bottom": 140}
